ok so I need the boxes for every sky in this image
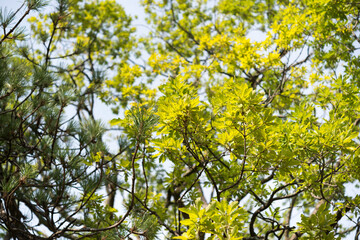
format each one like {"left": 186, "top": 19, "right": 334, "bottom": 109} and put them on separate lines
{"left": 0, "top": 0, "right": 143, "bottom": 15}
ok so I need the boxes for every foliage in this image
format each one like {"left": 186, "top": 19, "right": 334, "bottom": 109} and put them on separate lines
{"left": 1, "top": 0, "right": 360, "bottom": 239}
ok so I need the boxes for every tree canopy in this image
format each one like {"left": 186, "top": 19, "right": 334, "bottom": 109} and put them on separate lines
{"left": 1, "top": 0, "right": 360, "bottom": 239}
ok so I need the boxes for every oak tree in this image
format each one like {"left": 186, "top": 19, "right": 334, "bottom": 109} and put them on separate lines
{"left": 1, "top": 0, "right": 360, "bottom": 239}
